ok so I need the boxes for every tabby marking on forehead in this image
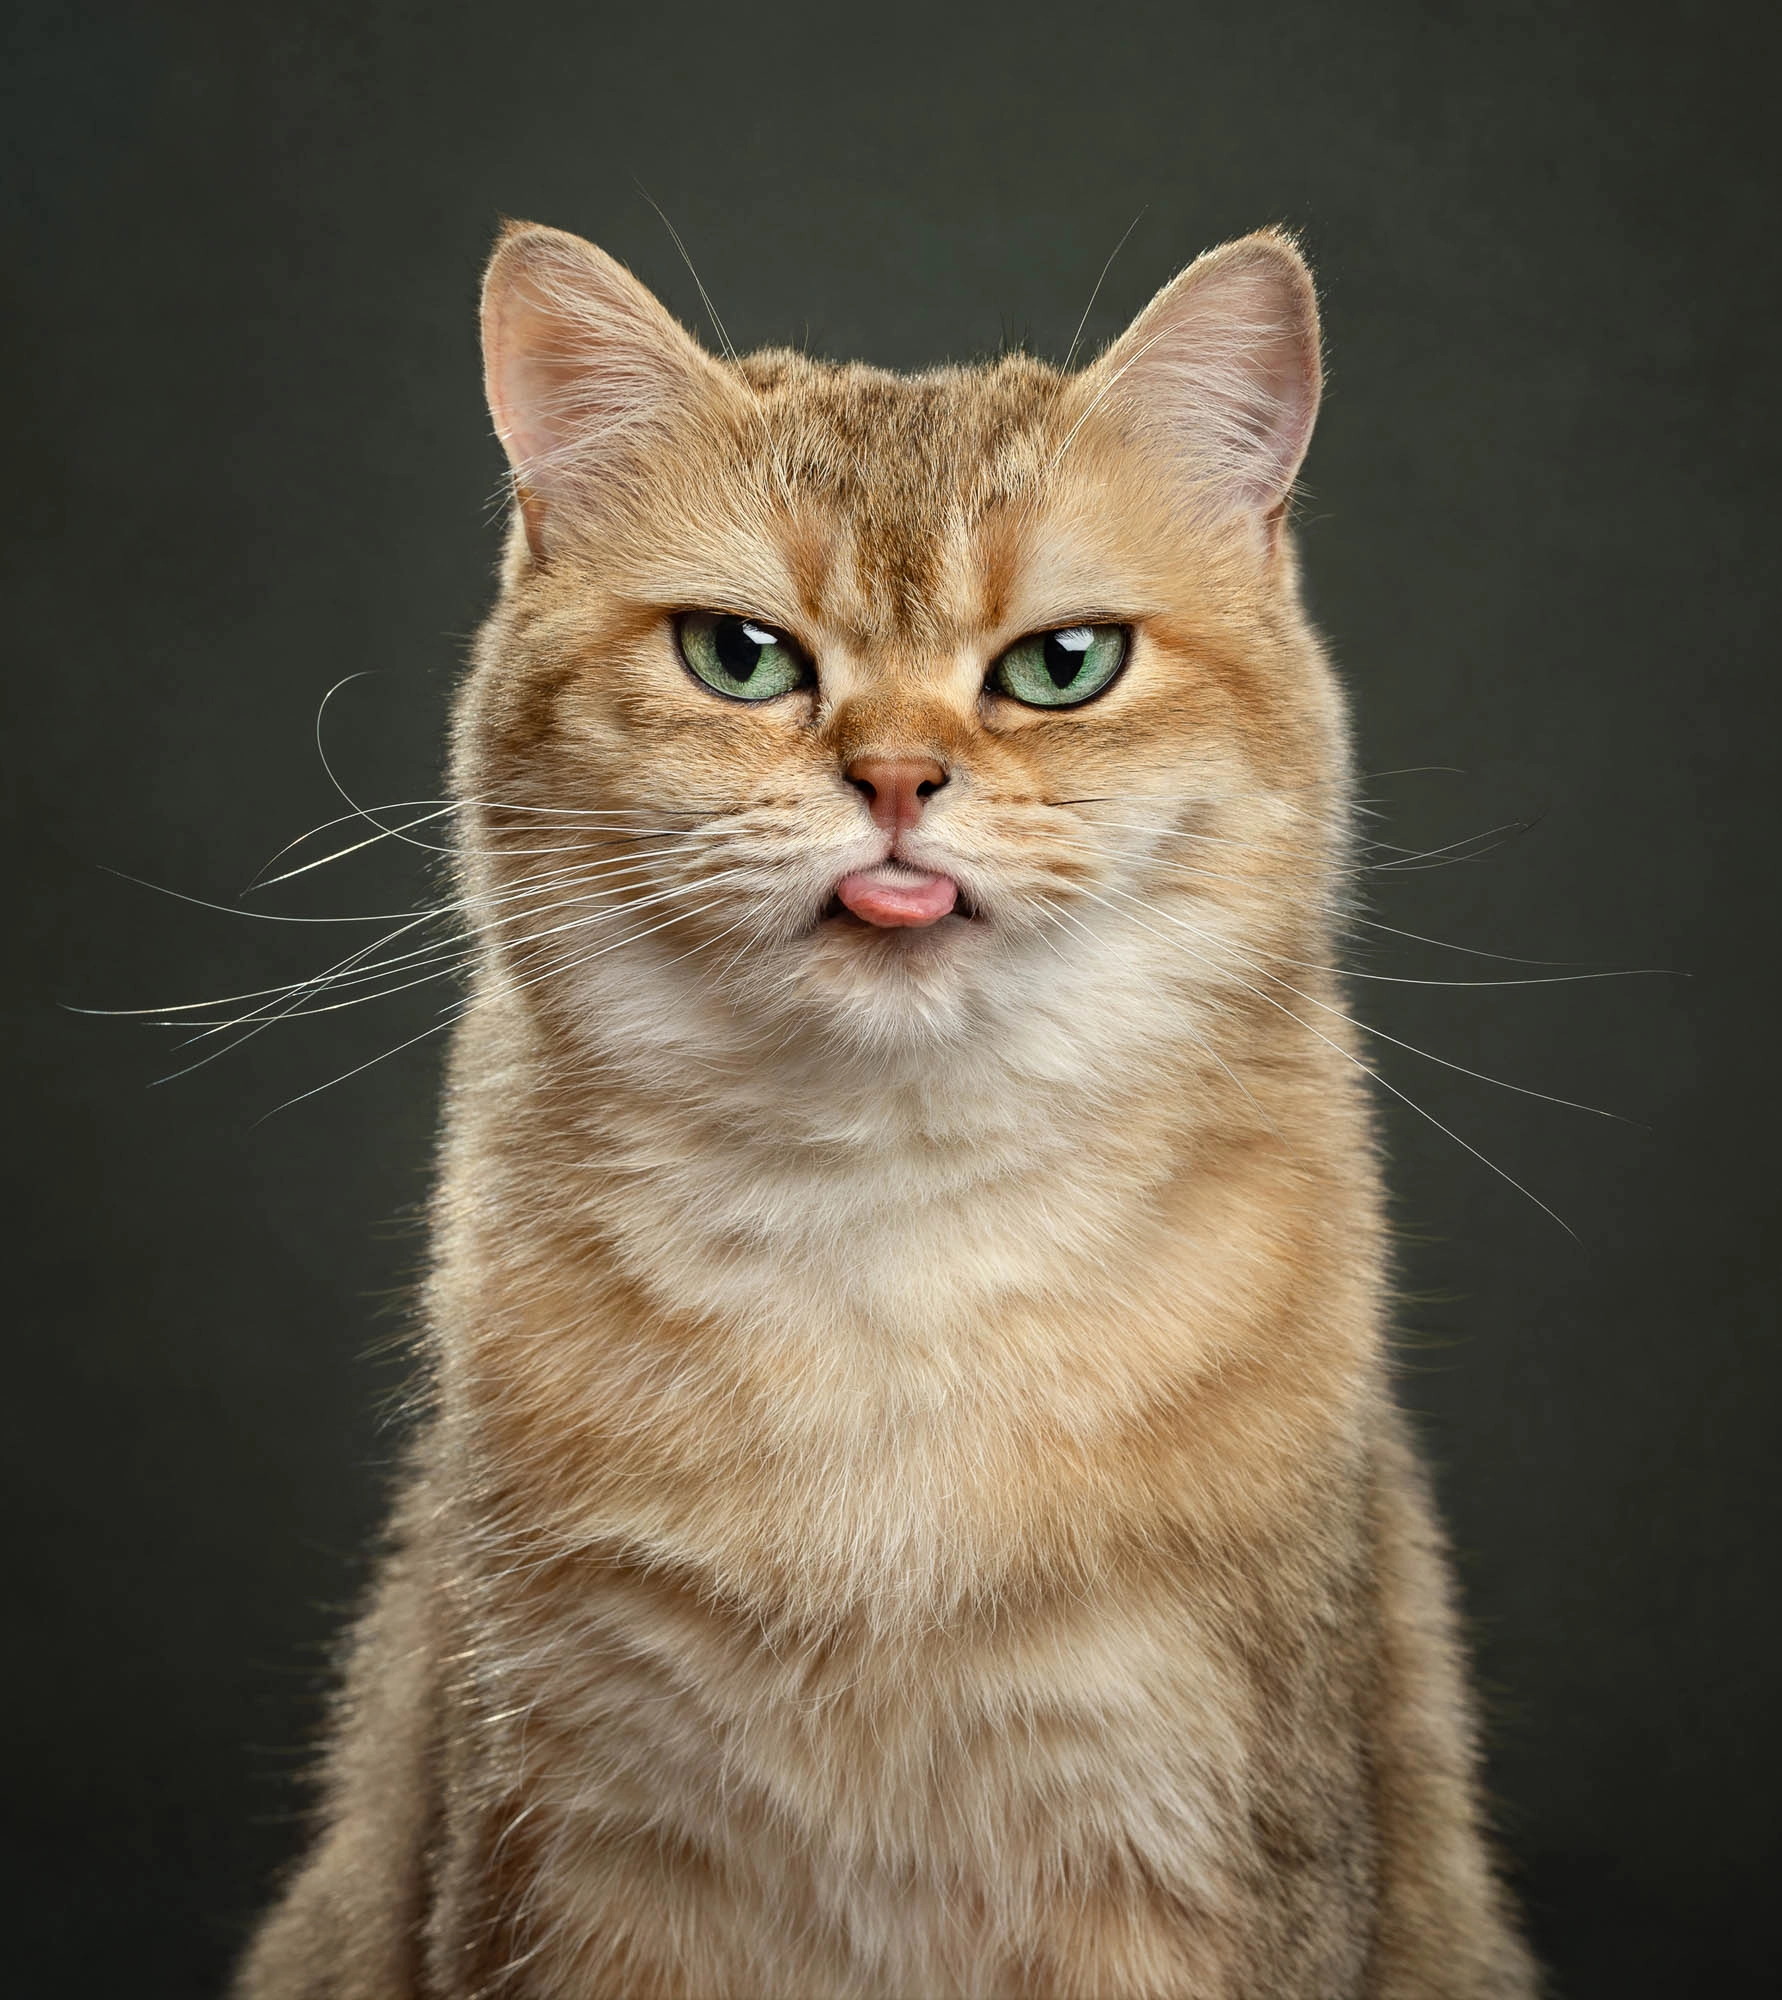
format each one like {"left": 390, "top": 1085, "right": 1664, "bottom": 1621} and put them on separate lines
{"left": 736, "top": 353, "right": 1068, "bottom": 641}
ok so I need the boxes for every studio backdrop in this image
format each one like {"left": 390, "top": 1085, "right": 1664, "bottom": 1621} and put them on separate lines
{"left": 7, "top": 2, "right": 1776, "bottom": 1994}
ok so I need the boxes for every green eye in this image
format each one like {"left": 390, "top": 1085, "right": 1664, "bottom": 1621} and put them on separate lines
{"left": 990, "top": 624, "right": 1128, "bottom": 708}
{"left": 676, "top": 611, "right": 811, "bottom": 702}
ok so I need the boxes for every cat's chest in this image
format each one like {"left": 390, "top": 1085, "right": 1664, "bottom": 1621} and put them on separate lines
{"left": 492, "top": 1544, "right": 1262, "bottom": 1910}
{"left": 581, "top": 1090, "right": 1164, "bottom": 1345}
{"left": 452, "top": 1089, "right": 1286, "bottom": 1629}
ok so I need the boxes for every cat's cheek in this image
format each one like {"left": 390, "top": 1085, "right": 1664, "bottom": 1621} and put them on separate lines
{"left": 552, "top": 668, "right": 819, "bottom": 788}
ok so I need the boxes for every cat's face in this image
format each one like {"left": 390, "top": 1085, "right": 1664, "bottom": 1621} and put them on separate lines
{"left": 457, "top": 227, "right": 1347, "bottom": 1077}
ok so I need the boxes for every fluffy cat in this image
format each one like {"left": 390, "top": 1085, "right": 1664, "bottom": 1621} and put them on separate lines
{"left": 236, "top": 220, "right": 1538, "bottom": 1998}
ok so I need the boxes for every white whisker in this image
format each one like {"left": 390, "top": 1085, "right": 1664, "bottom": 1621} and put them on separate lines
{"left": 1071, "top": 882, "right": 1579, "bottom": 1233}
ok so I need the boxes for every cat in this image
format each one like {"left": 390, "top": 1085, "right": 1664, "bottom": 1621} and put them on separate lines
{"left": 235, "top": 219, "right": 1539, "bottom": 1998}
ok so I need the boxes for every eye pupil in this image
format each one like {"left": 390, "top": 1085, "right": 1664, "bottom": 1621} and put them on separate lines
{"left": 1043, "top": 631, "right": 1088, "bottom": 688}
{"left": 715, "top": 616, "right": 766, "bottom": 682}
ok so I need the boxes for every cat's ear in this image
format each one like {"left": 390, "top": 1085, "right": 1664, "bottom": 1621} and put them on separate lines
{"left": 1079, "top": 231, "right": 1321, "bottom": 540}
{"left": 481, "top": 222, "right": 734, "bottom": 556}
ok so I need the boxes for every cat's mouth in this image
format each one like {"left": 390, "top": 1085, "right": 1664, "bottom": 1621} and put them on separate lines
{"left": 822, "top": 863, "right": 978, "bottom": 929}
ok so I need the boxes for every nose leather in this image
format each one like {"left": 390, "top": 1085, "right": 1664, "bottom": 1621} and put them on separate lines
{"left": 844, "top": 755, "right": 948, "bottom": 837}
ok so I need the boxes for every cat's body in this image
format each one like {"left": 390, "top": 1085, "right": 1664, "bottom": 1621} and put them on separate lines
{"left": 238, "top": 227, "right": 1537, "bottom": 1997}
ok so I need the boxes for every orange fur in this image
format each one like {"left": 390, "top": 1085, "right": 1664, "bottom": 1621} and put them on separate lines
{"left": 237, "top": 224, "right": 1537, "bottom": 1997}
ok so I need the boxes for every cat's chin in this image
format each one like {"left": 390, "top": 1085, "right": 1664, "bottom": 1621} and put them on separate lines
{"left": 784, "top": 901, "right": 994, "bottom": 1047}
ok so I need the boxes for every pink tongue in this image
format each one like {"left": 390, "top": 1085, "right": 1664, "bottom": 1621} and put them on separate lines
{"left": 835, "top": 866, "right": 959, "bottom": 928}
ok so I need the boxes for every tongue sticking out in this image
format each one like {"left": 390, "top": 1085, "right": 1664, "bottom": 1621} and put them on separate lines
{"left": 834, "top": 864, "right": 959, "bottom": 928}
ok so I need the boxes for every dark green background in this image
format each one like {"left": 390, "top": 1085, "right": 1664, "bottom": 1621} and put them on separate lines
{"left": 8, "top": 2, "right": 1776, "bottom": 1992}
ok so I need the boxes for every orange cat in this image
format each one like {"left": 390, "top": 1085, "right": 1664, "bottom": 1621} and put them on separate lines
{"left": 236, "top": 221, "right": 1538, "bottom": 1997}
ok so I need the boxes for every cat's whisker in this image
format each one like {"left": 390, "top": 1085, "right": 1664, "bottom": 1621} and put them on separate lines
{"left": 1094, "top": 882, "right": 1632, "bottom": 1124}
{"left": 252, "top": 801, "right": 719, "bottom": 886}
{"left": 1062, "top": 819, "right": 1278, "bottom": 850}
{"left": 107, "top": 906, "right": 460, "bottom": 1071}
{"left": 248, "top": 781, "right": 785, "bottom": 894}
{"left": 1036, "top": 835, "right": 1666, "bottom": 991}
{"left": 1023, "top": 896, "right": 1077, "bottom": 969}
{"left": 1043, "top": 322, "right": 1176, "bottom": 479}
{"left": 1048, "top": 819, "right": 1662, "bottom": 972}
{"left": 251, "top": 1006, "right": 470, "bottom": 1123}
{"left": 637, "top": 186, "right": 739, "bottom": 365}
{"left": 1066, "top": 810, "right": 1351, "bottom": 855}
{"left": 1361, "top": 817, "right": 1536, "bottom": 870}
{"left": 308, "top": 675, "right": 734, "bottom": 876}
{"left": 1040, "top": 894, "right": 1281, "bottom": 1136}
{"left": 102, "top": 865, "right": 443, "bottom": 927}
{"left": 151, "top": 950, "right": 475, "bottom": 1033}
{"left": 1061, "top": 206, "right": 1147, "bottom": 375}
{"left": 1036, "top": 831, "right": 1306, "bottom": 902}
{"left": 500, "top": 871, "right": 750, "bottom": 960}
{"left": 176, "top": 859, "right": 670, "bottom": 1053}
{"left": 264, "top": 859, "right": 725, "bottom": 1029}
{"left": 648, "top": 907, "right": 768, "bottom": 985}
{"left": 248, "top": 801, "right": 466, "bottom": 888}
{"left": 495, "top": 894, "right": 740, "bottom": 1005}
{"left": 171, "top": 950, "right": 484, "bottom": 1034}
{"left": 1273, "top": 958, "right": 1659, "bottom": 993}
{"left": 1049, "top": 786, "right": 1330, "bottom": 804}
{"left": 1069, "top": 882, "right": 1578, "bottom": 1236}
{"left": 248, "top": 886, "right": 739, "bottom": 1120}
{"left": 149, "top": 916, "right": 453, "bottom": 1080}
{"left": 472, "top": 844, "right": 726, "bottom": 908}
{"left": 257, "top": 818, "right": 705, "bottom": 880}
{"left": 207, "top": 868, "right": 740, "bottom": 1043}
{"left": 91, "top": 850, "right": 708, "bottom": 1035}
{"left": 145, "top": 889, "right": 570, "bottom": 1059}
{"left": 310, "top": 674, "right": 461, "bottom": 868}
{"left": 1359, "top": 765, "right": 1470, "bottom": 783}
{"left": 1349, "top": 914, "right": 1638, "bottom": 969}
{"left": 201, "top": 881, "right": 653, "bottom": 1044}
{"left": 468, "top": 795, "right": 721, "bottom": 820}
{"left": 165, "top": 863, "right": 670, "bottom": 1035}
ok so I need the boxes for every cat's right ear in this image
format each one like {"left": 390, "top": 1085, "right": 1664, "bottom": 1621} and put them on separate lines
{"left": 481, "top": 222, "right": 732, "bottom": 558}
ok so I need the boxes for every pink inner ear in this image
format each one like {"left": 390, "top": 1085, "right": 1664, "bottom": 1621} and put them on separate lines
{"left": 1099, "top": 241, "right": 1322, "bottom": 518}
{"left": 481, "top": 230, "right": 711, "bottom": 507}
{"left": 486, "top": 296, "right": 574, "bottom": 477}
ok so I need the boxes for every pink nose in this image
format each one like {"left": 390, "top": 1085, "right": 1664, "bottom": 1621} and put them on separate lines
{"left": 844, "top": 755, "right": 949, "bottom": 837}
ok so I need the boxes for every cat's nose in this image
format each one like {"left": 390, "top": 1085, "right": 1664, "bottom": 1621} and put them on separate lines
{"left": 844, "top": 755, "right": 949, "bottom": 837}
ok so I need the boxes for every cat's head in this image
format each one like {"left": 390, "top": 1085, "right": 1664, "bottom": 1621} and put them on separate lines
{"left": 456, "top": 222, "right": 1350, "bottom": 1087}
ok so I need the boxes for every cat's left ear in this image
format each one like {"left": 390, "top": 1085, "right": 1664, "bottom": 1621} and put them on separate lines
{"left": 1077, "top": 230, "right": 1321, "bottom": 545}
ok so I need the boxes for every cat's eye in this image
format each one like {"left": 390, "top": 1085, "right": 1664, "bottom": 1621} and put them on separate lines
{"left": 675, "top": 611, "right": 812, "bottom": 703}
{"left": 989, "top": 623, "right": 1128, "bottom": 709}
